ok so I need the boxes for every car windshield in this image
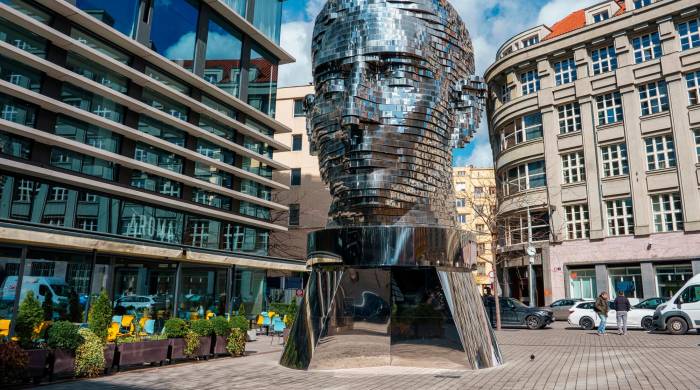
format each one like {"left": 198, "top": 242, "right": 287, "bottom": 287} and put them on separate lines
{"left": 508, "top": 298, "right": 528, "bottom": 308}
{"left": 50, "top": 284, "right": 70, "bottom": 297}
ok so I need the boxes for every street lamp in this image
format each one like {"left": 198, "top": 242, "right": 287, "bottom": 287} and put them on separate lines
{"left": 526, "top": 206, "right": 536, "bottom": 307}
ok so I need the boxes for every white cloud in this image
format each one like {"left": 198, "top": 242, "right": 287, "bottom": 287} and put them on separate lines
{"left": 536, "top": 0, "right": 600, "bottom": 26}
{"left": 163, "top": 31, "right": 195, "bottom": 60}
{"left": 278, "top": 20, "right": 314, "bottom": 87}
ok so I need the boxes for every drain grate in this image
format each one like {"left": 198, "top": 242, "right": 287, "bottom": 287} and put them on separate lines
{"left": 434, "top": 374, "right": 462, "bottom": 379}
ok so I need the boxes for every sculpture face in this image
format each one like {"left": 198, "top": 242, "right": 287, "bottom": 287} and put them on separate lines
{"left": 307, "top": 0, "right": 485, "bottom": 227}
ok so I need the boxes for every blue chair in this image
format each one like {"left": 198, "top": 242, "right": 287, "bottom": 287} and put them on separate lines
{"left": 144, "top": 319, "right": 156, "bottom": 335}
{"left": 261, "top": 312, "right": 271, "bottom": 334}
{"left": 111, "top": 315, "right": 122, "bottom": 324}
{"left": 270, "top": 317, "right": 286, "bottom": 344}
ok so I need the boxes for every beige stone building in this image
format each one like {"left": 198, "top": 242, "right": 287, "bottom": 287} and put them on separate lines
{"left": 453, "top": 166, "right": 498, "bottom": 293}
{"left": 270, "top": 85, "right": 331, "bottom": 260}
{"left": 485, "top": 0, "right": 700, "bottom": 305}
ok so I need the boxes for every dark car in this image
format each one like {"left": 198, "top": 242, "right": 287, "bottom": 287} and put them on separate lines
{"left": 482, "top": 296, "right": 555, "bottom": 329}
{"left": 634, "top": 297, "right": 667, "bottom": 310}
{"left": 549, "top": 298, "right": 583, "bottom": 320}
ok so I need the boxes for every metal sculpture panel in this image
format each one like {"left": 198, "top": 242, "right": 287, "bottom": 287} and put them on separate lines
{"left": 280, "top": 0, "right": 502, "bottom": 370}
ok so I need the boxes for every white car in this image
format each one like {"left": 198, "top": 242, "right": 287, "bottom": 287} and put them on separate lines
{"left": 567, "top": 300, "right": 655, "bottom": 331}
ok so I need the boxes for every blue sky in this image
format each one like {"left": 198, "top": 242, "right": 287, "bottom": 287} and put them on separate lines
{"left": 277, "top": 0, "right": 603, "bottom": 167}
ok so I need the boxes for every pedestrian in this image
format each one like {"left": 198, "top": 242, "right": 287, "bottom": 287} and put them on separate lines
{"left": 594, "top": 291, "right": 609, "bottom": 336}
{"left": 614, "top": 290, "right": 631, "bottom": 335}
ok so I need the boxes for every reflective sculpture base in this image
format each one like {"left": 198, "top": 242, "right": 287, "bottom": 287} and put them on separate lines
{"left": 280, "top": 227, "right": 502, "bottom": 370}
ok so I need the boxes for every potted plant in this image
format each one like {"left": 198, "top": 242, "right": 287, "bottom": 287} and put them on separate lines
{"left": 188, "top": 319, "right": 213, "bottom": 358}
{"left": 164, "top": 318, "right": 189, "bottom": 362}
{"left": 210, "top": 316, "right": 232, "bottom": 356}
{"left": 115, "top": 334, "right": 169, "bottom": 370}
{"left": 15, "top": 292, "right": 49, "bottom": 382}
{"left": 87, "top": 290, "right": 115, "bottom": 373}
{"left": 225, "top": 328, "right": 246, "bottom": 357}
{"left": 230, "top": 314, "right": 251, "bottom": 343}
{"left": 74, "top": 328, "right": 104, "bottom": 378}
{"left": 46, "top": 321, "right": 82, "bottom": 380}
{"left": 0, "top": 341, "right": 29, "bottom": 385}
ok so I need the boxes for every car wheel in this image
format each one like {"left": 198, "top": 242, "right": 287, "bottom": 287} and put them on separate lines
{"left": 666, "top": 317, "right": 688, "bottom": 335}
{"left": 641, "top": 316, "right": 654, "bottom": 331}
{"left": 525, "top": 315, "right": 541, "bottom": 330}
{"left": 579, "top": 317, "right": 594, "bottom": 330}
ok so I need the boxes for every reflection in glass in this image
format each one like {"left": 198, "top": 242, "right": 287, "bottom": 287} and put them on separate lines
{"left": 203, "top": 15, "right": 243, "bottom": 97}
{"left": 233, "top": 267, "right": 266, "bottom": 319}
{"left": 76, "top": 0, "right": 140, "bottom": 38}
{"left": 247, "top": 46, "right": 278, "bottom": 116}
{"left": 222, "top": 0, "right": 247, "bottom": 17}
{"left": 151, "top": 0, "right": 198, "bottom": 70}
{"left": 0, "top": 247, "right": 23, "bottom": 324}
{"left": 252, "top": 0, "right": 283, "bottom": 44}
{"left": 0, "top": 17, "right": 47, "bottom": 58}
{"left": 177, "top": 266, "right": 227, "bottom": 320}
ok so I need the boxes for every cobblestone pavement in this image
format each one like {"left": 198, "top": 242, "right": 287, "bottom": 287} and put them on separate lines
{"left": 44, "top": 322, "right": 700, "bottom": 390}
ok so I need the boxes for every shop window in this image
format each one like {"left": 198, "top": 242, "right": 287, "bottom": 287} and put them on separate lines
{"left": 608, "top": 267, "right": 643, "bottom": 299}
{"left": 656, "top": 264, "right": 693, "bottom": 298}
{"left": 177, "top": 267, "right": 228, "bottom": 320}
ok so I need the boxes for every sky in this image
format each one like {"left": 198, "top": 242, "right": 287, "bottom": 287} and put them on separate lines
{"left": 277, "top": 0, "right": 603, "bottom": 168}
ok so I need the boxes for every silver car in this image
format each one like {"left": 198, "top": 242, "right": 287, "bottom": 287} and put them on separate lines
{"left": 549, "top": 299, "right": 583, "bottom": 320}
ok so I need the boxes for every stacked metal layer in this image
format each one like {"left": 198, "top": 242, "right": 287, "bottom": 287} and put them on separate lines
{"left": 304, "top": 0, "right": 485, "bottom": 227}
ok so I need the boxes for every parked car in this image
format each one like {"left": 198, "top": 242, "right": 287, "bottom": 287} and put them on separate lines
{"left": 114, "top": 295, "right": 165, "bottom": 311}
{"left": 482, "top": 296, "right": 554, "bottom": 329}
{"left": 549, "top": 298, "right": 583, "bottom": 320}
{"left": 653, "top": 273, "right": 700, "bottom": 335}
{"left": 634, "top": 297, "right": 667, "bottom": 310}
{"left": 567, "top": 300, "right": 655, "bottom": 331}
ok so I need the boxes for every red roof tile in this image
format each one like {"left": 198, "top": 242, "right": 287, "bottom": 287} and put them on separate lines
{"left": 543, "top": 0, "right": 627, "bottom": 41}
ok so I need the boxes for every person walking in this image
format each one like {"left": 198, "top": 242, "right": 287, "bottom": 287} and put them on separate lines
{"left": 614, "top": 290, "right": 631, "bottom": 335}
{"left": 594, "top": 291, "right": 609, "bottom": 336}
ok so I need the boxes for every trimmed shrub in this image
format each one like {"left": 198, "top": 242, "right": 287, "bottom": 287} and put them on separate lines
{"left": 0, "top": 341, "right": 29, "bottom": 384}
{"left": 190, "top": 319, "right": 214, "bottom": 337}
{"left": 87, "top": 291, "right": 112, "bottom": 342}
{"left": 229, "top": 315, "right": 249, "bottom": 332}
{"left": 183, "top": 331, "right": 200, "bottom": 357}
{"left": 225, "top": 328, "right": 246, "bottom": 357}
{"left": 163, "top": 318, "right": 188, "bottom": 338}
{"left": 237, "top": 303, "right": 246, "bottom": 317}
{"left": 210, "top": 316, "right": 232, "bottom": 337}
{"left": 15, "top": 291, "right": 44, "bottom": 348}
{"left": 47, "top": 321, "right": 82, "bottom": 351}
{"left": 74, "top": 328, "right": 104, "bottom": 378}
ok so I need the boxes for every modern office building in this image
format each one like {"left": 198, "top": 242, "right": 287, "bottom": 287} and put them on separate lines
{"left": 0, "top": 0, "right": 305, "bottom": 335}
{"left": 269, "top": 85, "right": 331, "bottom": 261}
{"left": 485, "top": 0, "right": 700, "bottom": 305}
{"left": 453, "top": 166, "right": 497, "bottom": 294}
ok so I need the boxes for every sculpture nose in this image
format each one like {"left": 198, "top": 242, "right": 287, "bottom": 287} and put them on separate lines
{"left": 341, "top": 61, "right": 377, "bottom": 127}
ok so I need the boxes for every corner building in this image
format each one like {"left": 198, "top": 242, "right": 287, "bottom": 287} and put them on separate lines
{"left": 485, "top": 0, "right": 700, "bottom": 305}
{"left": 0, "top": 0, "right": 305, "bottom": 335}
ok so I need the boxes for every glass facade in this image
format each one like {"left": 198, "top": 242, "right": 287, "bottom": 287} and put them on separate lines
{"left": 203, "top": 14, "right": 244, "bottom": 97}
{"left": 608, "top": 267, "right": 643, "bottom": 299}
{"left": 247, "top": 46, "right": 278, "bottom": 116}
{"left": 656, "top": 264, "right": 693, "bottom": 298}
{"left": 76, "top": 0, "right": 141, "bottom": 38}
{"left": 177, "top": 266, "right": 228, "bottom": 320}
{"left": 151, "top": 0, "right": 198, "bottom": 70}
{"left": 252, "top": 0, "right": 283, "bottom": 44}
{"left": 569, "top": 269, "right": 596, "bottom": 300}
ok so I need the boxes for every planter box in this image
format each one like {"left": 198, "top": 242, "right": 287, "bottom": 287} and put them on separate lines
{"left": 168, "top": 338, "right": 186, "bottom": 362}
{"left": 25, "top": 349, "right": 49, "bottom": 383}
{"left": 104, "top": 343, "right": 116, "bottom": 374}
{"left": 195, "top": 336, "right": 211, "bottom": 358}
{"left": 212, "top": 335, "right": 228, "bottom": 356}
{"left": 49, "top": 349, "right": 75, "bottom": 380}
{"left": 116, "top": 339, "right": 169, "bottom": 370}
{"left": 246, "top": 330, "right": 257, "bottom": 341}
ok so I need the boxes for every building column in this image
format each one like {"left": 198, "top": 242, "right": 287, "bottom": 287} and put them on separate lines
{"left": 640, "top": 262, "right": 656, "bottom": 299}
{"left": 541, "top": 245, "right": 553, "bottom": 305}
{"left": 595, "top": 263, "right": 608, "bottom": 296}
{"left": 692, "top": 260, "right": 700, "bottom": 276}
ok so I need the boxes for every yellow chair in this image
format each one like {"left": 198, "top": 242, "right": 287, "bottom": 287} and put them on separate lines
{"left": 206, "top": 311, "right": 215, "bottom": 320}
{"left": 137, "top": 317, "right": 149, "bottom": 336}
{"left": 190, "top": 312, "right": 199, "bottom": 321}
{"left": 0, "top": 319, "right": 10, "bottom": 338}
{"left": 120, "top": 315, "right": 135, "bottom": 335}
{"left": 268, "top": 311, "right": 276, "bottom": 319}
{"left": 256, "top": 315, "right": 264, "bottom": 327}
{"left": 33, "top": 321, "right": 51, "bottom": 339}
{"left": 107, "top": 322, "right": 120, "bottom": 342}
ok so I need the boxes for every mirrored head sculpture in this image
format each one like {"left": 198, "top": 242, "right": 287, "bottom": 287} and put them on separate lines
{"left": 280, "top": 0, "right": 502, "bottom": 371}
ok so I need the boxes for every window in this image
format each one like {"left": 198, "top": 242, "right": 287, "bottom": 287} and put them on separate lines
{"left": 500, "top": 112, "right": 542, "bottom": 150}
{"left": 601, "top": 143, "right": 628, "bottom": 177}
{"left": 651, "top": 193, "right": 683, "bottom": 232}
{"left": 679, "top": 285, "right": 700, "bottom": 304}
{"left": 677, "top": 18, "right": 700, "bottom": 51}
{"left": 634, "top": 0, "right": 652, "bottom": 9}
{"left": 596, "top": 92, "right": 623, "bottom": 126}
{"left": 500, "top": 84, "right": 512, "bottom": 103}
{"left": 505, "top": 211, "right": 550, "bottom": 245}
{"left": 204, "top": 14, "right": 244, "bottom": 97}
{"left": 591, "top": 45, "right": 617, "bottom": 75}
{"left": 288, "top": 204, "right": 300, "bottom": 226}
{"left": 49, "top": 186, "right": 69, "bottom": 201}
{"left": 645, "top": 134, "right": 676, "bottom": 170}
{"left": 687, "top": 71, "right": 700, "bottom": 105}
{"left": 456, "top": 214, "right": 467, "bottom": 224}
{"left": 476, "top": 224, "right": 485, "bottom": 232}
{"left": 694, "top": 129, "right": 700, "bottom": 163}
{"left": 474, "top": 187, "right": 484, "bottom": 198}
{"left": 247, "top": 45, "right": 278, "bottom": 116}
{"left": 30, "top": 261, "right": 55, "bottom": 277}
{"left": 606, "top": 198, "right": 634, "bottom": 236}
{"left": 565, "top": 204, "right": 589, "bottom": 240}
{"left": 151, "top": 0, "right": 199, "bottom": 70}
{"left": 477, "top": 243, "right": 486, "bottom": 255}
{"left": 638, "top": 80, "right": 669, "bottom": 116}
{"left": 632, "top": 32, "right": 662, "bottom": 63}
{"left": 521, "top": 35, "right": 539, "bottom": 48}
{"left": 520, "top": 70, "right": 539, "bottom": 96}
{"left": 292, "top": 134, "right": 302, "bottom": 151}
{"left": 557, "top": 103, "right": 581, "bottom": 134}
{"left": 455, "top": 198, "right": 465, "bottom": 208}
{"left": 293, "top": 99, "right": 305, "bottom": 117}
{"left": 561, "top": 151, "right": 586, "bottom": 184}
{"left": 502, "top": 160, "right": 546, "bottom": 196}
{"left": 252, "top": 0, "right": 283, "bottom": 44}
{"left": 593, "top": 10, "right": 609, "bottom": 23}
{"left": 77, "top": 218, "right": 98, "bottom": 231}
{"left": 290, "top": 168, "right": 301, "bottom": 186}
{"left": 76, "top": 0, "right": 141, "bottom": 38}
{"left": 554, "top": 58, "right": 577, "bottom": 86}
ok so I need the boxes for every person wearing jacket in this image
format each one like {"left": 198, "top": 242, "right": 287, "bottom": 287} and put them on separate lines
{"left": 594, "top": 291, "right": 609, "bottom": 335}
{"left": 614, "top": 290, "right": 632, "bottom": 335}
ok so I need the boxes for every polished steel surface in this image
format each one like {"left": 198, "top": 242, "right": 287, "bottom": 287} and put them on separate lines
{"left": 280, "top": 0, "right": 501, "bottom": 371}
{"left": 304, "top": 0, "right": 486, "bottom": 227}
